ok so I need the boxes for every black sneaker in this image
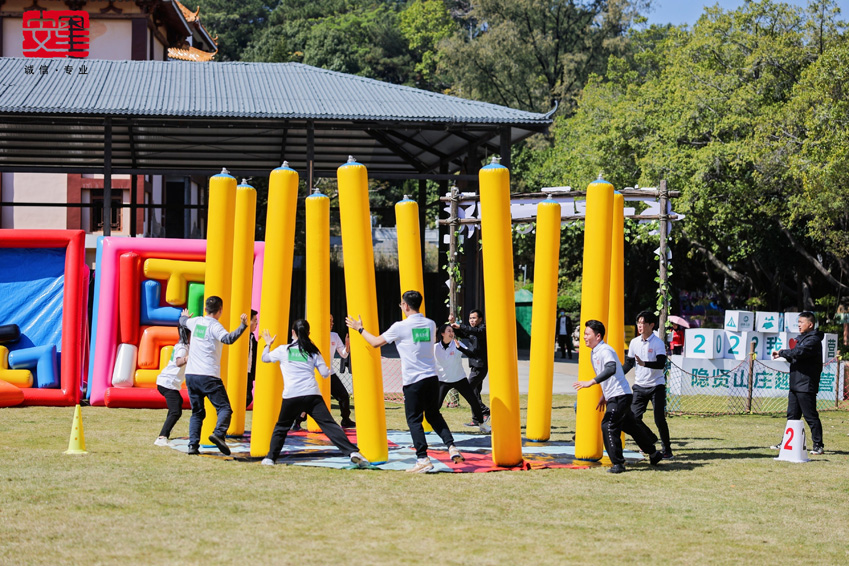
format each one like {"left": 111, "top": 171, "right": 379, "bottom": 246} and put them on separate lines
{"left": 809, "top": 445, "right": 824, "bottom": 455}
{"left": 340, "top": 419, "right": 356, "bottom": 428}
{"left": 187, "top": 445, "right": 199, "bottom": 455}
{"left": 208, "top": 433, "right": 231, "bottom": 456}
{"left": 649, "top": 451, "right": 663, "bottom": 466}
{"left": 662, "top": 446, "right": 674, "bottom": 460}
{"left": 290, "top": 421, "right": 303, "bottom": 432}
{"left": 464, "top": 420, "right": 481, "bottom": 427}
{"left": 608, "top": 464, "right": 626, "bottom": 474}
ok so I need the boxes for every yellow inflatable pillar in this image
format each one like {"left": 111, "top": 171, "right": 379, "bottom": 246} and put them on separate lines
{"left": 227, "top": 180, "right": 256, "bottom": 436}
{"left": 202, "top": 169, "right": 236, "bottom": 442}
{"left": 306, "top": 189, "right": 331, "bottom": 433}
{"left": 525, "top": 198, "right": 561, "bottom": 442}
{"left": 575, "top": 175, "right": 614, "bottom": 461}
{"left": 609, "top": 192, "right": 627, "bottom": 447}
{"left": 395, "top": 196, "right": 426, "bottom": 316}
{"left": 338, "top": 156, "right": 388, "bottom": 464}
{"left": 250, "top": 163, "right": 299, "bottom": 457}
{"left": 479, "top": 157, "right": 523, "bottom": 467}
{"left": 608, "top": 192, "right": 625, "bottom": 361}
{"left": 395, "top": 196, "right": 432, "bottom": 431}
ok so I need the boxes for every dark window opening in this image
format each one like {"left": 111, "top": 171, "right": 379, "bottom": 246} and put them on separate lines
{"left": 91, "top": 189, "right": 122, "bottom": 232}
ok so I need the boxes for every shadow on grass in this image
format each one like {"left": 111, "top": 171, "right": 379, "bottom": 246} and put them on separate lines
{"left": 626, "top": 461, "right": 705, "bottom": 471}
{"left": 675, "top": 447, "right": 782, "bottom": 461}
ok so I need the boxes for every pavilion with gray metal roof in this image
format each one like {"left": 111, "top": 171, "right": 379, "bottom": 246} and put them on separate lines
{"left": 0, "top": 58, "right": 553, "bottom": 184}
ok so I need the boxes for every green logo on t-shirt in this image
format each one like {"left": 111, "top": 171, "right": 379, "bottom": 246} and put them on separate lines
{"left": 194, "top": 324, "right": 208, "bottom": 339}
{"left": 411, "top": 328, "right": 431, "bottom": 343}
{"left": 288, "top": 348, "right": 309, "bottom": 362}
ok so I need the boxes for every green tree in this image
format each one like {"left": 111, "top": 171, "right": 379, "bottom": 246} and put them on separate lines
{"left": 436, "top": 0, "right": 650, "bottom": 113}
{"left": 193, "top": 0, "right": 273, "bottom": 62}
{"left": 241, "top": 1, "right": 416, "bottom": 85}
{"left": 527, "top": 0, "right": 848, "bottom": 309}
{"left": 399, "top": 0, "right": 458, "bottom": 88}
{"left": 762, "top": 27, "right": 849, "bottom": 262}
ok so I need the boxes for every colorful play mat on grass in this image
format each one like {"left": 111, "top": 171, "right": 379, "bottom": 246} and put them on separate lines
{"left": 166, "top": 429, "right": 645, "bottom": 472}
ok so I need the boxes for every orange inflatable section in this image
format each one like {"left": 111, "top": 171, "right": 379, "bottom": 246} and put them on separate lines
{"left": 0, "top": 379, "right": 25, "bottom": 407}
{"left": 137, "top": 326, "right": 179, "bottom": 369}
{"left": 134, "top": 346, "right": 176, "bottom": 388}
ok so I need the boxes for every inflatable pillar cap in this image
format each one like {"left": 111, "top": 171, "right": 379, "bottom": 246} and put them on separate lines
{"left": 775, "top": 420, "right": 809, "bottom": 463}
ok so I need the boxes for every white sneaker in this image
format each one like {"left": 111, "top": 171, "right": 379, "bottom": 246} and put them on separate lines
{"left": 261, "top": 458, "right": 275, "bottom": 466}
{"left": 479, "top": 416, "right": 492, "bottom": 434}
{"left": 154, "top": 437, "right": 170, "bottom": 447}
{"left": 349, "top": 452, "right": 370, "bottom": 469}
{"left": 448, "top": 445, "right": 465, "bottom": 463}
{"left": 406, "top": 457, "right": 434, "bottom": 473}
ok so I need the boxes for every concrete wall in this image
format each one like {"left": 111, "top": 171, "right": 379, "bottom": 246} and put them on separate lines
{"left": 0, "top": 172, "right": 67, "bottom": 229}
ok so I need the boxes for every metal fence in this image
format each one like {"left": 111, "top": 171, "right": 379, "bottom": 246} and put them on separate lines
{"left": 667, "top": 357, "right": 848, "bottom": 415}
{"left": 336, "top": 356, "right": 849, "bottom": 416}
{"left": 332, "top": 357, "right": 405, "bottom": 404}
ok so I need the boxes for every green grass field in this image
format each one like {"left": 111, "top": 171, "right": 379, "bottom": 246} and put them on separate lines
{"left": 2, "top": 396, "right": 848, "bottom": 565}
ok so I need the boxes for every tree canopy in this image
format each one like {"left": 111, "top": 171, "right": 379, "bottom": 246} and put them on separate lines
{"left": 194, "top": 0, "right": 849, "bottom": 312}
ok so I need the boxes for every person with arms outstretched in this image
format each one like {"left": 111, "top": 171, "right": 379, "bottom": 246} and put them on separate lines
{"left": 347, "top": 290, "right": 464, "bottom": 473}
{"left": 178, "top": 296, "right": 248, "bottom": 456}
{"left": 259, "top": 319, "right": 369, "bottom": 468}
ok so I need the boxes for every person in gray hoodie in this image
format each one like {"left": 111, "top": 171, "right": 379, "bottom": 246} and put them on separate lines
{"left": 770, "top": 311, "right": 824, "bottom": 455}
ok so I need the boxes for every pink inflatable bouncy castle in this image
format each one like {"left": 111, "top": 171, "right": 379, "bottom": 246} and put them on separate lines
{"left": 87, "top": 237, "right": 263, "bottom": 408}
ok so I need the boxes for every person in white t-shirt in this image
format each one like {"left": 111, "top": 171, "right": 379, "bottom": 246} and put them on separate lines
{"left": 347, "top": 290, "right": 464, "bottom": 473}
{"left": 154, "top": 326, "right": 190, "bottom": 447}
{"left": 291, "top": 314, "right": 356, "bottom": 430}
{"left": 623, "top": 310, "right": 672, "bottom": 459}
{"left": 178, "top": 296, "right": 248, "bottom": 456}
{"left": 433, "top": 323, "right": 491, "bottom": 434}
{"left": 259, "top": 319, "right": 369, "bottom": 468}
{"left": 573, "top": 319, "right": 663, "bottom": 474}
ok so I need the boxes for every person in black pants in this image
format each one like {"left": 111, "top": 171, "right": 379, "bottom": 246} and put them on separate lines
{"left": 260, "top": 322, "right": 368, "bottom": 468}
{"left": 348, "top": 290, "right": 464, "bottom": 473}
{"left": 573, "top": 320, "right": 663, "bottom": 473}
{"left": 246, "top": 309, "right": 258, "bottom": 407}
{"left": 555, "top": 310, "right": 574, "bottom": 359}
{"left": 624, "top": 310, "right": 672, "bottom": 458}
{"left": 154, "top": 326, "right": 190, "bottom": 446}
{"left": 451, "top": 309, "right": 490, "bottom": 426}
{"left": 770, "top": 311, "right": 825, "bottom": 455}
{"left": 179, "top": 296, "right": 249, "bottom": 456}
{"left": 433, "top": 323, "right": 491, "bottom": 433}
{"left": 291, "top": 314, "right": 356, "bottom": 430}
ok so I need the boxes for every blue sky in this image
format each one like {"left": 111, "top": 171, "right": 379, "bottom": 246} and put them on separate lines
{"left": 643, "top": 0, "right": 849, "bottom": 27}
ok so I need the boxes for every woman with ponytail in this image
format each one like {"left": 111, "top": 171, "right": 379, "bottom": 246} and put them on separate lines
{"left": 154, "top": 326, "right": 190, "bottom": 446}
{"left": 260, "top": 319, "right": 370, "bottom": 468}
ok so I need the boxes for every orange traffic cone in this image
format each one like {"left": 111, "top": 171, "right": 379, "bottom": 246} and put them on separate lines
{"left": 64, "top": 404, "right": 88, "bottom": 455}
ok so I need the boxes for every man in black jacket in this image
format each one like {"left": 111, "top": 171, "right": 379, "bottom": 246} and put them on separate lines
{"left": 770, "top": 311, "right": 824, "bottom": 455}
{"left": 451, "top": 309, "right": 490, "bottom": 426}
{"left": 246, "top": 310, "right": 258, "bottom": 407}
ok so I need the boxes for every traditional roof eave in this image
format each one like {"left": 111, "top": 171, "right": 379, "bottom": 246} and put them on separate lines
{"left": 167, "top": 45, "right": 216, "bottom": 62}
